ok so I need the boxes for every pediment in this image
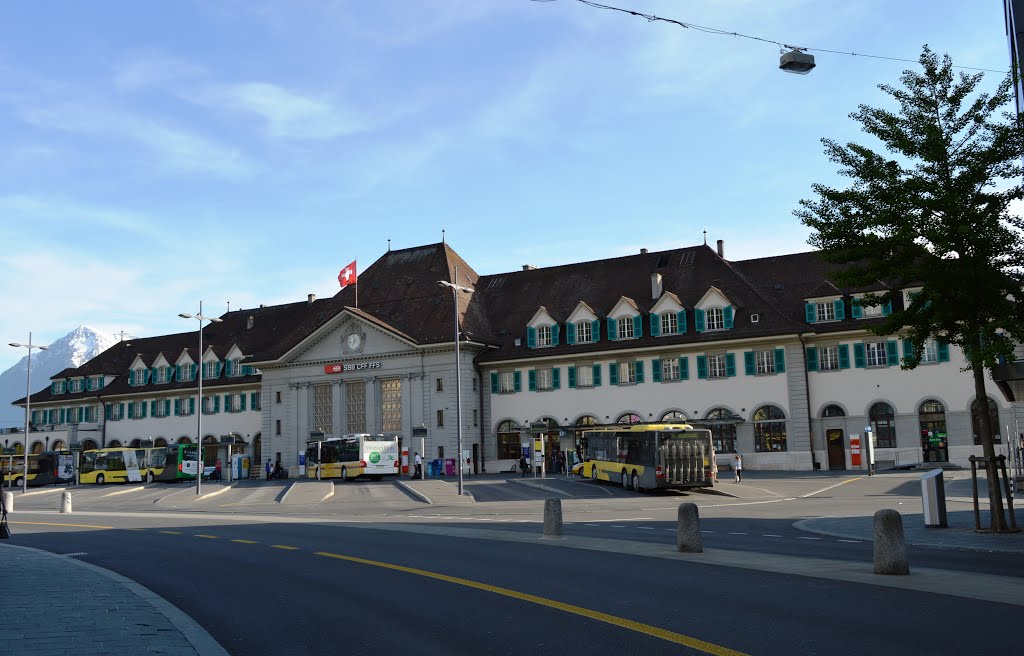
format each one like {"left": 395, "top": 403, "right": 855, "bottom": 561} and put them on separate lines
{"left": 527, "top": 307, "right": 556, "bottom": 328}
{"left": 175, "top": 349, "right": 194, "bottom": 366}
{"left": 225, "top": 344, "right": 244, "bottom": 361}
{"left": 566, "top": 301, "right": 597, "bottom": 324}
{"left": 650, "top": 292, "right": 683, "bottom": 315}
{"left": 608, "top": 296, "right": 640, "bottom": 319}
{"left": 695, "top": 286, "right": 732, "bottom": 310}
{"left": 288, "top": 312, "right": 417, "bottom": 365}
{"left": 129, "top": 355, "right": 148, "bottom": 370}
{"left": 152, "top": 353, "right": 170, "bottom": 368}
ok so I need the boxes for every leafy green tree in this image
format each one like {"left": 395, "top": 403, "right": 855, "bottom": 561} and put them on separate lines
{"left": 796, "top": 47, "right": 1024, "bottom": 532}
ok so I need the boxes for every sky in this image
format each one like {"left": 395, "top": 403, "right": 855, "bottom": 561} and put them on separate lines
{"left": 0, "top": 0, "right": 1012, "bottom": 372}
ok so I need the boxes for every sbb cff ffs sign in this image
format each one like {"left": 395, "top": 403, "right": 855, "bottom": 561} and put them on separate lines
{"left": 324, "top": 361, "right": 382, "bottom": 374}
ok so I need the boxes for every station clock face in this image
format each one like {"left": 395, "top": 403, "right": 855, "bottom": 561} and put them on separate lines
{"left": 346, "top": 332, "right": 362, "bottom": 351}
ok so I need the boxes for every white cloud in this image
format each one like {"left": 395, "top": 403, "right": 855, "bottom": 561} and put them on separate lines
{"left": 113, "top": 55, "right": 204, "bottom": 91}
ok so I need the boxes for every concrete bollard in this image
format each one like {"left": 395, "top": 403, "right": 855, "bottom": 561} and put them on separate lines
{"left": 60, "top": 491, "right": 72, "bottom": 514}
{"left": 676, "top": 502, "right": 703, "bottom": 553}
{"left": 542, "top": 498, "right": 563, "bottom": 538}
{"left": 873, "top": 509, "right": 909, "bottom": 575}
{"left": 3, "top": 491, "right": 12, "bottom": 513}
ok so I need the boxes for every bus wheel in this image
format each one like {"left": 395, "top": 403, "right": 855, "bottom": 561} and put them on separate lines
{"left": 341, "top": 467, "right": 348, "bottom": 482}
{"left": 96, "top": 474, "right": 105, "bottom": 485}
{"left": 147, "top": 471, "right": 155, "bottom": 484}
{"left": 13, "top": 476, "right": 23, "bottom": 488}
{"left": 632, "top": 471, "right": 641, "bottom": 493}
{"left": 621, "top": 470, "right": 630, "bottom": 490}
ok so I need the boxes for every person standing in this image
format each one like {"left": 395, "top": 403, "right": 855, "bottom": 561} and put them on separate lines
{"left": 214, "top": 458, "right": 222, "bottom": 482}
{"left": 413, "top": 452, "right": 422, "bottom": 479}
{"left": 519, "top": 453, "right": 528, "bottom": 477}
{"left": 734, "top": 454, "right": 743, "bottom": 483}
{"left": 265, "top": 458, "right": 273, "bottom": 480}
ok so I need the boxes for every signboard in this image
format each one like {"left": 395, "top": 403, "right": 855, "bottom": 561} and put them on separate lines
{"left": 324, "top": 361, "right": 382, "bottom": 374}
{"left": 298, "top": 452, "right": 306, "bottom": 476}
{"left": 125, "top": 449, "right": 142, "bottom": 482}
{"left": 412, "top": 427, "right": 428, "bottom": 439}
{"left": 58, "top": 454, "right": 75, "bottom": 479}
{"left": 181, "top": 447, "right": 199, "bottom": 476}
{"left": 850, "top": 434, "right": 862, "bottom": 467}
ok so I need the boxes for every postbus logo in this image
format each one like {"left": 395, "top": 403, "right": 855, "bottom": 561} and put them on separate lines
{"left": 368, "top": 451, "right": 381, "bottom": 464}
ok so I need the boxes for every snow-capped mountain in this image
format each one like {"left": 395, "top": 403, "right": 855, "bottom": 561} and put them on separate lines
{"left": 0, "top": 326, "right": 118, "bottom": 426}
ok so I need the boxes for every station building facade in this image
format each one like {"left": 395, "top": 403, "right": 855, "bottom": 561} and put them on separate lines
{"left": 12, "top": 241, "right": 1023, "bottom": 475}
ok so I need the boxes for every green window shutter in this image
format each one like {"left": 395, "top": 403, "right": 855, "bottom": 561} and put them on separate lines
{"left": 60, "top": 408, "right": 66, "bottom": 423}
{"left": 635, "top": 360, "right": 644, "bottom": 384}
{"left": 216, "top": 361, "right": 223, "bottom": 378}
{"left": 697, "top": 355, "right": 708, "bottom": 380}
{"left": 805, "top": 303, "right": 817, "bottom": 323}
{"left": 633, "top": 314, "right": 643, "bottom": 338}
{"left": 164, "top": 399, "right": 171, "bottom": 416}
{"left": 105, "top": 405, "right": 112, "bottom": 420}
{"left": 652, "top": 359, "right": 662, "bottom": 382}
{"left": 568, "top": 366, "right": 577, "bottom": 388}
{"left": 834, "top": 299, "right": 846, "bottom": 321}
{"left": 744, "top": 351, "right": 756, "bottom": 376}
{"left": 695, "top": 309, "right": 706, "bottom": 333}
{"left": 902, "top": 339, "right": 914, "bottom": 362}
{"left": 886, "top": 340, "right": 899, "bottom": 366}
{"left": 680, "top": 356, "right": 689, "bottom": 380}
{"left": 774, "top": 348, "right": 786, "bottom": 374}
{"left": 552, "top": 368, "right": 560, "bottom": 390}
{"left": 527, "top": 327, "right": 537, "bottom": 348}
{"left": 723, "top": 306, "right": 734, "bottom": 329}
{"left": 188, "top": 398, "right": 195, "bottom": 414}
{"left": 147, "top": 368, "right": 154, "bottom": 384}
{"left": 592, "top": 364, "right": 602, "bottom": 386}
{"left": 174, "top": 399, "right": 181, "bottom": 416}
{"left": 150, "top": 400, "right": 157, "bottom": 415}
{"left": 607, "top": 317, "right": 617, "bottom": 340}
{"left": 838, "top": 344, "right": 850, "bottom": 369}
{"left": 50, "top": 382, "right": 55, "bottom": 394}
{"left": 609, "top": 363, "right": 619, "bottom": 385}
{"left": 937, "top": 341, "right": 950, "bottom": 362}
{"left": 128, "top": 402, "right": 135, "bottom": 419}
{"left": 143, "top": 402, "right": 149, "bottom": 418}
{"left": 490, "top": 372, "right": 498, "bottom": 393}
{"left": 806, "top": 347, "right": 819, "bottom": 371}
{"left": 567, "top": 322, "right": 576, "bottom": 345}
{"left": 528, "top": 369, "right": 537, "bottom": 391}
{"left": 214, "top": 395, "right": 221, "bottom": 413}
{"left": 175, "top": 365, "right": 181, "bottom": 381}
{"left": 240, "top": 394, "right": 246, "bottom": 411}
{"left": 552, "top": 324, "right": 560, "bottom": 346}
{"left": 592, "top": 319, "right": 600, "bottom": 342}
{"left": 650, "top": 313, "right": 661, "bottom": 337}
{"left": 678, "top": 310, "right": 687, "bottom": 333}
{"left": 128, "top": 370, "right": 135, "bottom": 386}
{"left": 853, "top": 343, "right": 866, "bottom": 368}
{"left": 513, "top": 371, "right": 521, "bottom": 393}
{"left": 883, "top": 301, "right": 893, "bottom": 316}
{"left": 119, "top": 402, "right": 125, "bottom": 418}
{"left": 726, "top": 353, "right": 737, "bottom": 377}
{"left": 852, "top": 300, "right": 863, "bottom": 319}
{"left": 226, "top": 360, "right": 233, "bottom": 377}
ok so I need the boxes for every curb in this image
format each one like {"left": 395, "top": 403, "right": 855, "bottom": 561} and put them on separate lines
{"left": 793, "top": 516, "right": 1024, "bottom": 555}
{"left": 278, "top": 481, "right": 297, "bottom": 504}
{"left": 395, "top": 480, "right": 432, "bottom": 504}
{"left": 321, "top": 482, "right": 335, "bottom": 503}
{"left": 508, "top": 478, "right": 573, "bottom": 497}
{"left": 1, "top": 543, "right": 229, "bottom": 655}
{"left": 102, "top": 486, "right": 149, "bottom": 498}
{"left": 196, "top": 484, "right": 235, "bottom": 501}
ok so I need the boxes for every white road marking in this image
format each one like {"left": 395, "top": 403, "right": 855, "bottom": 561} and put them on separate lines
{"left": 727, "top": 532, "right": 747, "bottom": 535}
{"left": 837, "top": 539, "right": 861, "bottom": 543}
{"left": 798, "top": 536, "right": 821, "bottom": 540}
{"left": 801, "top": 478, "right": 861, "bottom": 499}
{"left": 637, "top": 526, "right": 654, "bottom": 530}
{"left": 700, "top": 530, "right": 713, "bottom": 534}
{"left": 762, "top": 534, "right": 783, "bottom": 538}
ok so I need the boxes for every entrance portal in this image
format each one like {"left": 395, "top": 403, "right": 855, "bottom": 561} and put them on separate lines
{"left": 826, "top": 429, "right": 846, "bottom": 470}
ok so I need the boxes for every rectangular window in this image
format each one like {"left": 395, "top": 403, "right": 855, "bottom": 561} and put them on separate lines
{"left": 472, "top": 409, "right": 478, "bottom": 427}
{"left": 866, "top": 342, "right": 888, "bottom": 367}
{"left": 110, "top": 404, "right": 123, "bottom": 421}
{"left": 84, "top": 406, "right": 96, "bottom": 423}
{"left": 707, "top": 354, "right": 727, "bottom": 379}
{"left": 380, "top": 378, "right": 402, "bottom": 433}
{"left": 617, "top": 317, "right": 634, "bottom": 339}
{"left": 536, "top": 368, "right": 553, "bottom": 391}
{"left": 154, "top": 400, "right": 167, "bottom": 417}
{"left": 576, "top": 321, "right": 592, "bottom": 343}
{"left": 178, "top": 398, "right": 194, "bottom": 416}
{"left": 706, "top": 308, "right": 724, "bottom": 331}
{"left": 862, "top": 303, "right": 882, "bottom": 317}
{"left": 132, "top": 401, "right": 145, "bottom": 418}
{"left": 436, "top": 377, "right": 444, "bottom": 392}
{"left": 203, "top": 362, "right": 217, "bottom": 379}
{"left": 576, "top": 365, "right": 594, "bottom": 388}
{"left": 346, "top": 381, "right": 366, "bottom": 433}
{"left": 275, "top": 419, "right": 282, "bottom": 435}
{"left": 202, "top": 397, "right": 215, "bottom": 414}
{"left": 756, "top": 351, "right": 776, "bottom": 375}
{"left": 276, "top": 390, "right": 282, "bottom": 403}
{"left": 231, "top": 359, "right": 242, "bottom": 376}
{"left": 179, "top": 364, "right": 192, "bottom": 381}
{"left": 921, "top": 340, "right": 938, "bottom": 363}
{"left": 816, "top": 302, "right": 836, "bottom": 322}
{"left": 312, "top": 384, "right": 332, "bottom": 434}
{"left": 499, "top": 371, "right": 516, "bottom": 393}
{"left": 661, "top": 358, "right": 680, "bottom": 381}
{"left": 436, "top": 409, "right": 445, "bottom": 427}
{"left": 156, "top": 367, "right": 168, "bottom": 383}
{"left": 660, "top": 313, "right": 678, "bottom": 336}
{"left": 618, "top": 361, "right": 637, "bottom": 385}
{"left": 251, "top": 393, "right": 261, "bottom": 411}
{"left": 819, "top": 346, "right": 840, "bottom": 371}
{"left": 537, "top": 325, "right": 552, "bottom": 347}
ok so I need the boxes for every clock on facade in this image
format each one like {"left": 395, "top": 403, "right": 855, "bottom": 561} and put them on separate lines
{"left": 346, "top": 332, "right": 362, "bottom": 351}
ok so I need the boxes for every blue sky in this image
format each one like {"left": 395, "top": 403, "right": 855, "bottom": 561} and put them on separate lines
{"left": 0, "top": 0, "right": 1011, "bottom": 372}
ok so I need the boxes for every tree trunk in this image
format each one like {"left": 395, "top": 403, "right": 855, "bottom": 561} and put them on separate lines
{"left": 973, "top": 366, "right": 1008, "bottom": 532}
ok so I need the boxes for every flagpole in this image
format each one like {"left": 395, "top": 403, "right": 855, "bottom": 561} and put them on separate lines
{"left": 355, "top": 259, "right": 358, "bottom": 309}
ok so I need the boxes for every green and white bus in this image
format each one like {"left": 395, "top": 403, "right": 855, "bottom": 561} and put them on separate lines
{"left": 305, "top": 434, "right": 401, "bottom": 481}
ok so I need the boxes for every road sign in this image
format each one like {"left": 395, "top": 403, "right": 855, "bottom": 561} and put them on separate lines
{"left": 69, "top": 444, "right": 84, "bottom": 452}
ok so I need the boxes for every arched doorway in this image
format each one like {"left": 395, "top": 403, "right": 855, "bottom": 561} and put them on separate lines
{"left": 177, "top": 436, "right": 192, "bottom": 445}
{"left": 108, "top": 440, "right": 122, "bottom": 448}
{"left": 821, "top": 404, "right": 846, "bottom": 470}
{"left": 495, "top": 421, "right": 520, "bottom": 467}
{"left": 31, "top": 441, "right": 44, "bottom": 454}
{"left": 660, "top": 410, "right": 687, "bottom": 422}
{"left": 252, "top": 433, "right": 262, "bottom": 476}
{"left": 81, "top": 439, "right": 98, "bottom": 451}
{"left": 129, "top": 439, "right": 142, "bottom": 448}
{"left": 537, "top": 417, "right": 563, "bottom": 473}
{"left": 615, "top": 413, "right": 643, "bottom": 425}
{"left": 154, "top": 437, "right": 168, "bottom": 448}
{"left": 919, "top": 400, "right": 948, "bottom": 463}
{"left": 869, "top": 402, "right": 896, "bottom": 449}
{"left": 202, "top": 435, "right": 217, "bottom": 467}
{"left": 753, "top": 405, "right": 787, "bottom": 452}
{"left": 971, "top": 398, "right": 1001, "bottom": 445}
{"left": 704, "top": 408, "right": 737, "bottom": 454}
{"left": 51, "top": 440, "right": 67, "bottom": 451}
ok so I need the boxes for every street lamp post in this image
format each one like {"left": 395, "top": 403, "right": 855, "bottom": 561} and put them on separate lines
{"left": 9, "top": 333, "right": 48, "bottom": 494}
{"left": 179, "top": 302, "right": 222, "bottom": 496}
{"left": 437, "top": 267, "right": 473, "bottom": 496}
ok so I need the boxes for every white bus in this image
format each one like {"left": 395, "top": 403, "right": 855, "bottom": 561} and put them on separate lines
{"left": 305, "top": 434, "right": 401, "bottom": 481}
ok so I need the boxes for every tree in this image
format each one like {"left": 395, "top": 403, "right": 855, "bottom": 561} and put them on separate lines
{"left": 796, "top": 46, "right": 1024, "bottom": 532}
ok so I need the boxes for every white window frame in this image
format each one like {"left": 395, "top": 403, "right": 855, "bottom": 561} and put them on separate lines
{"left": 110, "top": 404, "right": 123, "bottom": 420}
{"left": 203, "top": 361, "right": 217, "bottom": 379}
{"left": 815, "top": 301, "right": 836, "bottom": 322}
{"left": 662, "top": 358, "right": 680, "bottom": 381}
{"left": 132, "top": 401, "right": 145, "bottom": 419}
{"left": 202, "top": 396, "right": 216, "bottom": 414}
{"left": 157, "top": 367, "right": 168, "bottom": 383}
{"left": 617, "top": 316, "right": 635, "bottom": 339}
{"left": 575, "top": 365, "right": 594, "bottom": 388}
{"left": 154, "top": 400, "right": 167, "bottom": 418}
{"left": 179, "top": 398, "right": 194, "bottom": 416}
{"left": 706, "top": 308, "right": 724, "bottom": 331}
{"left": 921, "top": 340, "right": 939, "bottom": 363}
{"left": 576, "top": 321, "right": 592, "bottom": 344}
{"left": 707, "top": 354, "right": 727, "bottom": 379}
{"left": 660, "top": 313, "right": 678, "bottom": 336}
{"left": 862, "top": 302, "right": 882, "bottom": 317}
{"left": 536, "top": 369, "right": 553, "bottom": 391}
{"left": 135, "top": 369, "right": 147, "bottom": 386}
{"left": 756, "top": 351, "right": 776, "bottom": 375}
{"left": 866, "top": 342, "right": 888, "bottom": 367}
{"left": 231, "top": 394, "right": 243, "bottom": 412}
{"left": 819, "top": 346, "right": 840, "bottom": 371}
{"left": 618, "top": 361, "right": 637, "bottom": 385}
{"left": 536, "top": 325, "right": 552, "bottom": 347}
{"left": 498, "top": 371, "right": 516, "bottom": 394}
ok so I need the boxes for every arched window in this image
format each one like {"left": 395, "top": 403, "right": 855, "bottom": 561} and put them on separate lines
{"left": 616, "top": 413, "right": 643, "bottom": 425}
{"left": 129, "top": 439, "right": 141, "bottom": 448}
{"left": 497, "top": 420, "right": 521, "bottom": 459}
{"left": 971, "top": 398, "right": 1002, "bottom": 445}
{"left": 919, "top": 400, "right": 948, "bottom": 463}
{"left": 575, "top": 415, "right": 599, "bottom": 427}
{"left": 821, "top": 404, "right": 845, "bottom": 418}
{"left": 51, "top": 440, "right": 66, "bottom": 451}
{"left": 661, "top": 410, "right": 687, "bottom": 422}
{"left": 108, "top": 440, "right": 122, "bottom": 448}
{"left": 154, "top": 437, "right": 168, "bottom": 448}
{"left": 705, "top": 408, "right": 736, "bottom": 454}
{"left": 869, "top": 402, "right": 896, "bottom": 448}
{"left": 31, "top": 441, "right": 44, "bottom": 454}
{"left": 13, "top": 442, "right": 24, "bottom": 455}
{"left": 82, "top": 439, "right": 98, "bottom": 451}
{"left": 753, "top": 405, "right": 787, "bottom": 452}
{"left": 177, "top": 436, "right": 191, "bottom": 445}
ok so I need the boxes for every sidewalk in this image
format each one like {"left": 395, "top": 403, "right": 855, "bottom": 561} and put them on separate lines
{"left": 0, "top": 544, "right": 227, "bottom": 656}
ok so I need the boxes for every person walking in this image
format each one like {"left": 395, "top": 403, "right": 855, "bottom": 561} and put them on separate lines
{"left": 413, "top": 452, "right": 422, "bottom": 479}
{"left": 734, "top": 454, "right": 743, "bottom": 483}
{"left": 265, "top": 458, "right": 273, "bottom": 480}
{"left": 519, "top": 453, "right": 528, "bottom": 477}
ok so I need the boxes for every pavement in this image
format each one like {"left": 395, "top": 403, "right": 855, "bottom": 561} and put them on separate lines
{"left": 0, "top": 542, "right": 228, "bottom": 656}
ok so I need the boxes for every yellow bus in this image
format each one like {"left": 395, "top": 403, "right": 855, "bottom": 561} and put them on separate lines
{"left": 1, "top": 451, "right": 75, "bottom": 488}
{"left": 80, "top": 447, "right": 168, "bottom": 484}
{"left": 305, "top": 434, "right": 401, "bottom": 481}
{"left": 576, "top": 423, "right": 715, "bottom": 492}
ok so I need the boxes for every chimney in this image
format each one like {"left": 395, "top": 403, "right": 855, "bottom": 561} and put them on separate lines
{"left": 522, "top": 264, "right": 537, "bottom": 271}
{"left": 716, "top": 239, "right": 725, "bottom": 258}
{"left": 259, "top": 304, "right": 266, "bottom": 308}
{"left": 307, "top": 294, "right": 316, "bottom": 305}
{"left": 640, "top": 248, "right": 648, "bottom": 255}
{"left": 246, "top": 316, "right": 255, "bottom": 330}
{"left": 651, "top": 273, "right": 663, "bottom": 300}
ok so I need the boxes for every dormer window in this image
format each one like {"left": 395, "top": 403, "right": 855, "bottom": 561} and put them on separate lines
{"left": 156, "top": 367, "right": 169, "bottom": 384}
{"left": 706, "top": 308, "right": 725, "bottom": 331}
{"left": 537, "top": 326, "right": 552, "bottom": 347}
{"left": 129, "top": 368, "right": 148, "bottom": 386}
{"left": 203, "top": 361, "right": 219, "bottom": 379}
{"left": 851, "top": 295, "right": 892, "bottom": 318}
{"left": 51, "top": 381, "right": 65, "bottom": 395}
{"left": 805, "top": 299, "right": 844, "bottom": 323}
{"left": 575, "top": 321, "right": 593, "bottom": 343}
{"left": 695, "top": 306, "right": 733, "bottom": 332}
{"left": 526, "top": 324, "right": 559, "bottom": 348}
{"left": 617, "top": 316, "right": 635, "bottom": 339}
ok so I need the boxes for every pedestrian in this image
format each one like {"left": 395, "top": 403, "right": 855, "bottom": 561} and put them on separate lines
{"left": 214, "top": 458, "right": 222, "bottom": 482}
{"left": 265, "top": 458, "right": 273, "bottom": 480}
{"left": 734, "top": 454, "right": 743, "bottom": 483}
{"left": 413, "top": 452, "right": 422, "bottom": 479}
{"left": 519, "top": 453, "right": 528, "bottom": 477}
{"left": 273, "top": 461, "right": 283, "bottom": 480}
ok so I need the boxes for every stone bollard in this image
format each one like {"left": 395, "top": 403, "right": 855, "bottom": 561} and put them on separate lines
{"left": 542, "top": 498, "right": 563, "bottom": 538}
{"left": 60, "top": 491, "right": 72, "bottom": 514}
{"left": 873, "top": 509, "right": 909, "bottom": 575}
{"left": 3, "top": 491, "right": 12, "bottom": 513}
{"left": 676, "top": 502, "right": 703, "bottom": 553}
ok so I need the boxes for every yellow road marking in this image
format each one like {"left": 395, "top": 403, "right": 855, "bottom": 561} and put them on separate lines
{"left": 160, "top": 530, "right": 182, "bottom": 535}
{"left": 272, "top": 544, "right": 300, "bottom": 550}
{"left": 231, "top": 539, "right": 259, "bottom": 544}
{"left": 315, "top": 551, "right": 747, "bottom": 656}
{"left": 12, "top": 521, "right": 115, "bottom": 530}
{"left": 195, "top": 534, "right": 219, "bottom": 539}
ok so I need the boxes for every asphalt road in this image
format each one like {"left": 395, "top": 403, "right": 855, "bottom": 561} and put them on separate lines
{"left": 10, "top": 516, "right": 1021, "bottom": 656}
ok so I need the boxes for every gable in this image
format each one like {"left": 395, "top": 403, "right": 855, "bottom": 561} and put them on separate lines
{"left": 289, "top": 316, "right": 417, "bottom": 365}
{"left": 650, "top": 292, "right": 683, "bottom": 315}
{"left": 129, "top": 355, "right": 148, "bottom": 370}
{"left": 152, "top": 353, "right": 170, "bottom": 368}
{"left": 566, "top": 301, "right": 598, "bottom": 324}
{"left": 175, "top": 349, "right": 194, "bottom": 365}
{"left": 225, "top": 344, "right": 244, "bottom": 361}
{"left": 608, "top": 296, "right": 640, "bottom": 319}
{"left": 695, "top": 286, "right": 732, "bottom": 310}
{"left": 527, "top": 307, "right": 556, "bottom": 328}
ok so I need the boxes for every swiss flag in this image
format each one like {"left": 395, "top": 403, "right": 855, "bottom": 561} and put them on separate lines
{"left": 338, "top": 260, "right": 357, "bottom": 289}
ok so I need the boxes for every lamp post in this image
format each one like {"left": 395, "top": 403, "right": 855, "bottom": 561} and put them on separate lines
{"left": 9, "top": 333, "right": 48, "bottom": 494}
{"left": 179, "top": 302, "right": 222, "bottom": 496}
{"left": 437, "top": 268, "right": 473, "bottom": 496}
